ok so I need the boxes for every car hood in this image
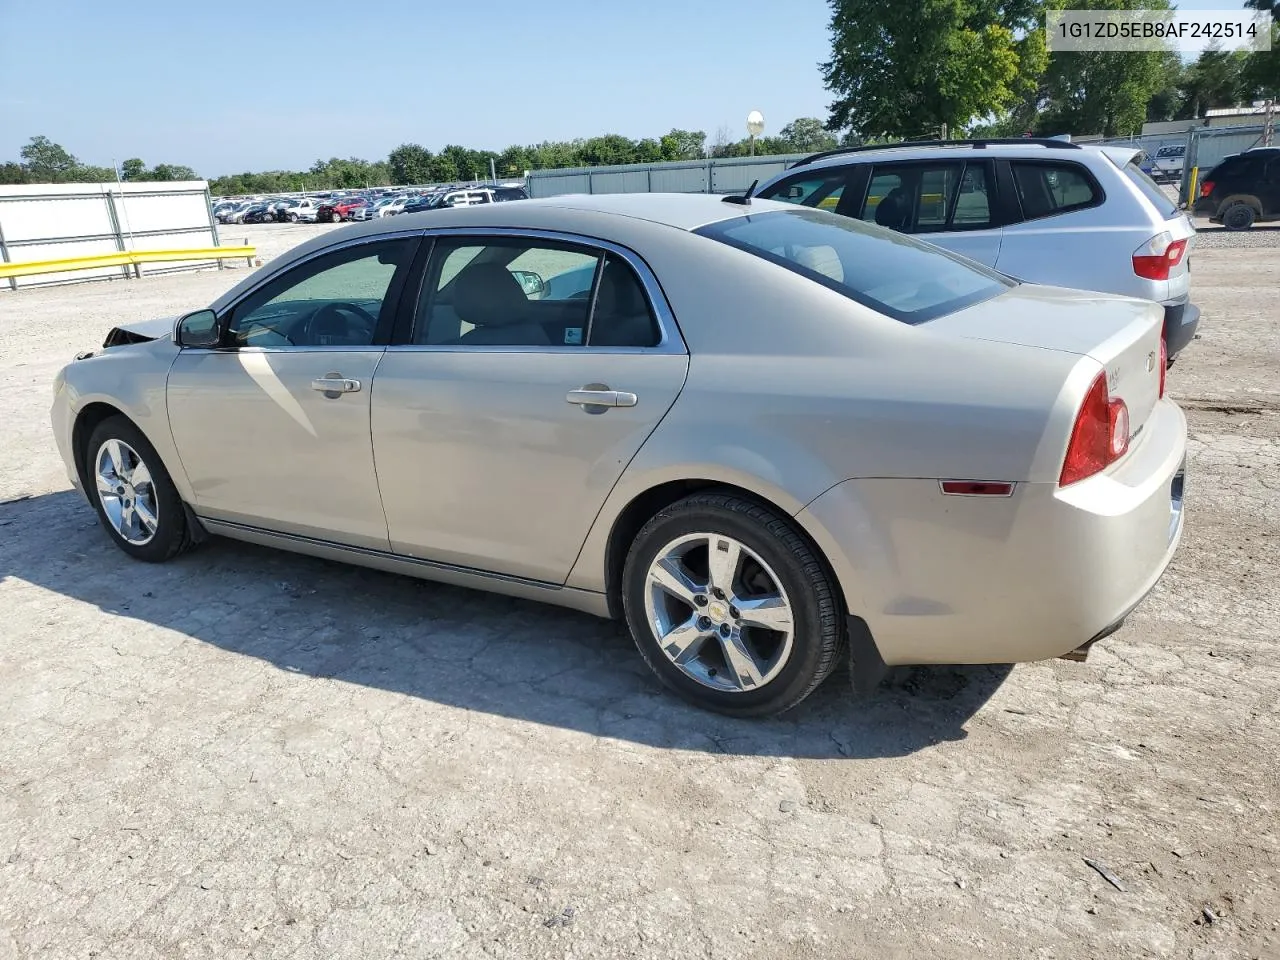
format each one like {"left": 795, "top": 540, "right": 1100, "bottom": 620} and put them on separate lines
{"left": 103, "top": 315, "right": 176, "bottom": 347}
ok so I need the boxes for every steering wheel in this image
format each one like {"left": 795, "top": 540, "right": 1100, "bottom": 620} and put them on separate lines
{"left": 304, "top": 301, "right": 378, "bottom": 345}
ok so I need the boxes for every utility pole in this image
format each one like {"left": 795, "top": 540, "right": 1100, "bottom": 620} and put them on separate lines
{"left": 1265, "top": 99, "right": 1275, "bottom": 148}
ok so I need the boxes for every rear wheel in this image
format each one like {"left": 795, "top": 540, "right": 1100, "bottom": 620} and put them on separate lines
{"left": 1223, "top": 203, "right": 1256, "bottom": 231}
{"left": 622, "top": 492, "right": 844, "bottom": 717}
{"left": 86, "top": 416, "right": 194, "bottom": 563}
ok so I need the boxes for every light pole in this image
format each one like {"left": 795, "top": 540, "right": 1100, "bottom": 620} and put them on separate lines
{"left": 746, "top": 110, "right": 765, "bottom": 157}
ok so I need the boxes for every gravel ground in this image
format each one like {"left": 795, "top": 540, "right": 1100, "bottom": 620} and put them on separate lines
{"left": 1, "top": 222, "right": 1278, "bottom": 960}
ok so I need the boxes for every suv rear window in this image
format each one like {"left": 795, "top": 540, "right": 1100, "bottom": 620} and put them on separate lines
{"left": 1120, "top": 160, "right": 1178, "bottom": 217}
{"left": 695, "top": 208, "right": 1011, "bottom": 324}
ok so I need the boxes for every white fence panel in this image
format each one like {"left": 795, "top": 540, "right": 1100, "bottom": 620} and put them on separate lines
{"left": 0, "top": 180, "right": 220, "bottom": 290}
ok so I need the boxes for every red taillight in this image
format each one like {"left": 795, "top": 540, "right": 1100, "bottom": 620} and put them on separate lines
{"left": 1132, "top": 233, "right": 1188, "bottom": 281}
{"left": 1159, "top": 337, "right": 1167, "bottom": 397}
{"left": 1199, "top": 180, "right": 1214, "bottom": 198}
{"left": 1060, "top": 372, "right": 1130, "bottom": 486}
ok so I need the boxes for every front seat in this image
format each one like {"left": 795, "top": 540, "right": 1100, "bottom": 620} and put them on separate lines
{"left": 452, "top": 263, "right": 550, "bottom": 346}
{"left": 874, "top": 186, "right": 911, "bottom": 231}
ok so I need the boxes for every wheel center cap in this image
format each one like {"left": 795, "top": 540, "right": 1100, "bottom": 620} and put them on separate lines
{"left": 707, "top": 600, "right": 729, "bottom": 622}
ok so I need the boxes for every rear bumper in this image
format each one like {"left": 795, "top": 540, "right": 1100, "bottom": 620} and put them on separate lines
{"left": 1161, "top": 297, "right": 1200, "bottom": 360}
{"left": 798, "top": 399, "right": 1187, "bottom": 666}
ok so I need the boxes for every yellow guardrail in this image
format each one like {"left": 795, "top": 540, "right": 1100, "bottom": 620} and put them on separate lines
{"left": 0, "top": 245, "right": 257, "bottom": 280}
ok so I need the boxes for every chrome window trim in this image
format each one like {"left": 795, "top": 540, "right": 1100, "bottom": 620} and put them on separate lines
{"left": 391, "top": 226, "right": 688, "bottom": 357}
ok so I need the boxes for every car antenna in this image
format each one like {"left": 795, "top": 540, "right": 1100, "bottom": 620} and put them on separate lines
{"left": 722, "top": 179, "right": 758, "bottom": 205}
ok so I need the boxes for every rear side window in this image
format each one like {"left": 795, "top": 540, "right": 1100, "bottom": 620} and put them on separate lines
{"left": 695, "top": 208, "right": 1012, "bottom": 324}
{"left": 1010, "top": 162, "right": 1100, "bottom": 220}
{"left": 1121, "top": 161, "right": 1178, "bottom": 218}
{"left": 1213, "top": 155, "right": 1266, "bottom": 182}
{"left": 855, "top": 161, "right": 992, "bottom": 232}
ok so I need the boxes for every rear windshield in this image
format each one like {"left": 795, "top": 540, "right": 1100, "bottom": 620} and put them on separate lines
{"left": 694, "top": 207, "right": 1012, "bottom": 324}
{"left": 1122, "top": 161, "right": 1178, "bottom": 218}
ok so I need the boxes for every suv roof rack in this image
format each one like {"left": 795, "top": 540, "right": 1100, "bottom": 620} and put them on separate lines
{"left": 791, "top": 137, "right": 1082, "bottom": 168}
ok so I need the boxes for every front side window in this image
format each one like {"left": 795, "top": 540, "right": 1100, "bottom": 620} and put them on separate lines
{"left": 228, "top": 239, "right": 413, "bottom": 347}
{"left": 1010, "top": 161, "right": 1100, "bottom": 220}
{"left": 695, "top": 208, "right": 1011, "bottom": 324}
{"left": 756, "top": 171, "right": 849, "bottom": 212}
{"left": 414, "top": 238, "right": 660, "bottom": 348}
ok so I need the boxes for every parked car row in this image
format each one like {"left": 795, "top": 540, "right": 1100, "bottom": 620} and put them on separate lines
{"left": 212, "top": 183, "right": 530, "bottom": 225}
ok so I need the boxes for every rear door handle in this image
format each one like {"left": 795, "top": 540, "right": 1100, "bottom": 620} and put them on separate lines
{"left": 311, "top": 376, "right": 362, "bottom": 396}
{"left": 566, "top": 388, "right": 637, "bottom": 408}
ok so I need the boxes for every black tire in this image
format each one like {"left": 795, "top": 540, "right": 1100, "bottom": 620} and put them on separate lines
{"left": 85, "top": 415, "right": 195, "bottom": 563}
{"left": 288, "top": 213, "right": 298, "bottom": 222}
{"left": 1223, "top": 203, "right": 1256, "bottom": 231}
{"left": 621, "top": 491, "right": 845, "bottom": 717}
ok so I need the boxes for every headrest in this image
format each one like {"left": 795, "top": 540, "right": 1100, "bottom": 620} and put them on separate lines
{"left": 453, "top": 262, "right": 530, "bottom": 328}
{"left": 595, "top": 261, "right": 646, "bottom": 316}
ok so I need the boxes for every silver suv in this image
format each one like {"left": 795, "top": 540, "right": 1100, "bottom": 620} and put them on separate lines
{"left": 753, "top": 139, "right": 1199, "bottom": 363}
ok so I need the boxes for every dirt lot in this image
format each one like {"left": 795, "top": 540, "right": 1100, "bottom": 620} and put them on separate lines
{"left": 1, "top": 221, "right": 1278, "bottom": 960}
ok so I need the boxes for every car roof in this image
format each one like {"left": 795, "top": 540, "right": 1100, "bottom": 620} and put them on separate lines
{"left": 207, "top": 193, "right": 792, "bottom": 313}
{"left": 796, "top": 140, "right": 1122, "bottom": 172}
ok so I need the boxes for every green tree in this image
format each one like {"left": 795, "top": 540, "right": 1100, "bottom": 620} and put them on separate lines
{"left": 71, "top": 164, "right": 117, "bottom": 182}
{"left": 1145, "top": 51, "right": 1184, "bottom": 121}
{"left": 822, "top": 0, "right": 1047, "bottom": 138}
{"left": 1241, "top": 23, "right": 1279, "bottom": 100}
{"left": 659, "top": 128, "right": 707, "bottom": 160}
{"left": 20, "top": 135, "right": 79, "bottom": 181}
{"left": 1034, "top": 0, "right": 1176, "bottom": 137}
{"left": 389, "top": 143, "right": 434, "bottom": 184}
{"left": 778, "top": 117, "right": 839, "bottom": 152}
{"left": 578, "top": 134, "right": 639, "bottom": 166}
{"left": 498, "top": 144, "right": 535, "bottom": 176}
{"left": 1179, "top": 44, "right": 1248, "bottom": 117}
{"left": 120, "top": 157, "right": 146, "bottom": 181}
{"left": 0, "top": 162, "right": 28, "bottom": 184}
{"left": 149, "top": 163, "right": 199, "bottom": 181}
{"left": 427, "top": 154, "right": 459, "bottom": 183}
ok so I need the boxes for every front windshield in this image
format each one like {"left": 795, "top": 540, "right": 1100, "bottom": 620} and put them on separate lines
{"left": 695, "top": 207, "right": 1013, "bottom": 324}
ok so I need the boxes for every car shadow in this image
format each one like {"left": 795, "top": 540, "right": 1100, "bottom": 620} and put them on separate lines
{"left": 0, "top": 490, "right": 1012, "bottom": 760}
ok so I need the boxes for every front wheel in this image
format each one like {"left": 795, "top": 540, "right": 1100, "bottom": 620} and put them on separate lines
{"left": 622, "top": 492, "right": 845, "bottom": 717}
{"left": 86, "top": 416, "right": 195, "bottom": 563}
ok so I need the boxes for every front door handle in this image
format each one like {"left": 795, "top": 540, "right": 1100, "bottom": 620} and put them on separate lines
{"left": 311, "top": 376, "right": 362, "bottom": 397}
{"left": 566, "top": 387, "right": 638, "bottom": 409}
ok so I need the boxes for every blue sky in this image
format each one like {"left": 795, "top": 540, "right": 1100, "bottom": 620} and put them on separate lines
{"left": 0, "top": 0, "right": 1257, "bottom": 177}
{"left": 0, "top": 0, "right": 835, "bottom": 176}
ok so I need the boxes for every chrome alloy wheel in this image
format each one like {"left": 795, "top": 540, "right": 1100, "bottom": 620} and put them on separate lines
{"left": 94, "top": 438, "right": 158, "bottom": 546}
{"left": 643, "top": 533, "right": 795, "bottom": 693}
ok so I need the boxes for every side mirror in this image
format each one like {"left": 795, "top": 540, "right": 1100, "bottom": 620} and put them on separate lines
{"left": 174, "top": 309, "right": 222, "bottom": 348}
{"left": 510, "top": 270, "right": 547, "bottom": 299}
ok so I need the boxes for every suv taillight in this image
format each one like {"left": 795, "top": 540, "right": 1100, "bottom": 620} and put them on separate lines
{"left": 1199, "top": 180, "right": 1214, "bottom": 198}
{"left": 1132, "top": 232, "right": 1188, "bottom": 281}
{"left": 1060, "top": 372, "right": 1130, "bottom": 486}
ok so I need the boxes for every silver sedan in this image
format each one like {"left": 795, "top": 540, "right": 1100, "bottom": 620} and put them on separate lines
{"left": 51, "top": 194, "right": 1187, "bottom": 716}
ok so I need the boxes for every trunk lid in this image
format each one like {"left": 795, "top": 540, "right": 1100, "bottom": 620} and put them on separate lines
{"left": 928, "top": 284, "right": 1164, "bottom": 437}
